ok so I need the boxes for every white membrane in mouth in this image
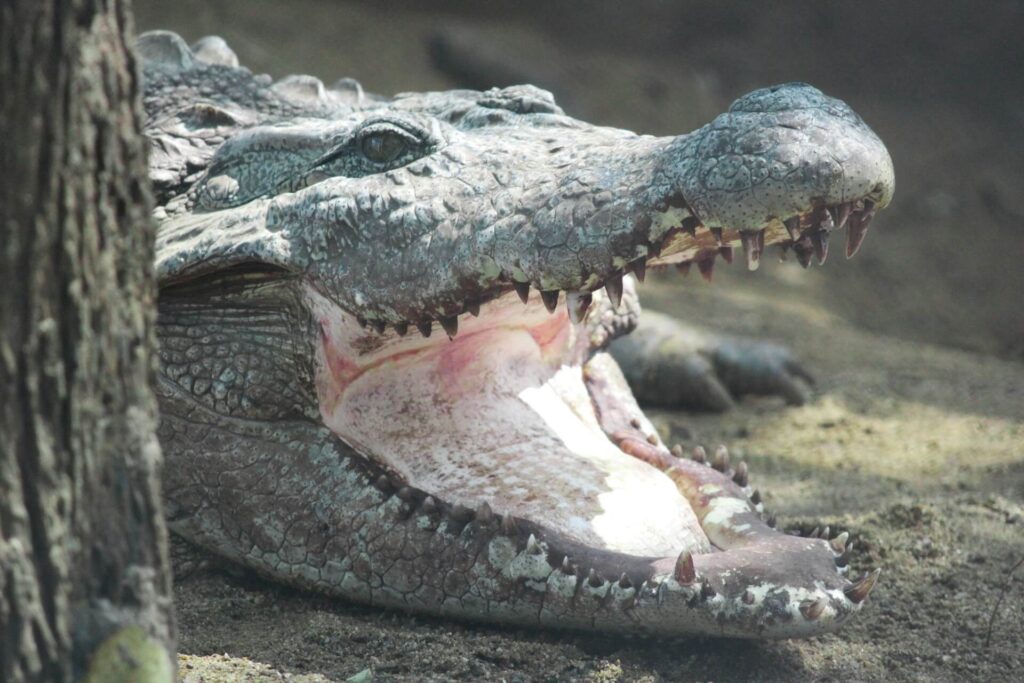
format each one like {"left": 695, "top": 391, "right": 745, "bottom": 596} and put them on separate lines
{"left": 520, "top": 365, "right": 709, "bottom": 555}
{"left": 307, "top": 287, "right": 710, "bottom": 557}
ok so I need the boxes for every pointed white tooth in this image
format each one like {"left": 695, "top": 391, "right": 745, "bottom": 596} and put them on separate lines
{"left": 439, "top": 315, "right": 458, "bottom": 339}
{"left": 526, "top": 533, "right": 543, "bottom": 555}
{"left": 604, "top": 273, "right": 624, "bottom": 309}
{"left": 784, "top": 216, "right": 801, "bottom": 241}
{"left": 513, "top": 281, "right": 530, "bottom": 304}
{"left": 831, "top": 531, "right": 850, "bottom": 554}
{"left": 630, "top": 258, "right": 647, "bottom": 282}
{"left": 674, "top": 549, "right": 696, "bottom": 584}
{"left": 540, "top": 290, "right": 559, "bottom": 313}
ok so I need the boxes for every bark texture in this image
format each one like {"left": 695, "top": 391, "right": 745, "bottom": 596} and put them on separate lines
{"left": 0, "top": 1, "right": 174, "bottom": 681}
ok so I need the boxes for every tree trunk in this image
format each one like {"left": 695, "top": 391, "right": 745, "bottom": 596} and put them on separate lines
{"left": 0, "top": 1, "right": 175, "bottom": 681}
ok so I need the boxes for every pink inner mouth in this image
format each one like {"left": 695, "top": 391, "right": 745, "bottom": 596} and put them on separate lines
{"left": 307, "top": 285, "right": 711, "bottom": 557}
{"left": 298, "top": 265, "right": 871, "bottom": 633}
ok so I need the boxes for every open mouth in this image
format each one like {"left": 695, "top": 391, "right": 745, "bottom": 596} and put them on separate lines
{"left": 307, "top": 196, "right": 881, "bottom": 638}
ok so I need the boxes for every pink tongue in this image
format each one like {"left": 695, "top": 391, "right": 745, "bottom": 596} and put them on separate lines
{"left": 317, "top": 323, "right": 709, "bottom": 558}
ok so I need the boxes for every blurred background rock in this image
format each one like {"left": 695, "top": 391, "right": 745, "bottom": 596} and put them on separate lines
{"left": 135, "top": 0, "right": 1024, "bottom": 358}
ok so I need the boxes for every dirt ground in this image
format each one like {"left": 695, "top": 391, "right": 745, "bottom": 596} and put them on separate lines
{"left": 132, "top": 1, "right": 1023, "bottom": 681}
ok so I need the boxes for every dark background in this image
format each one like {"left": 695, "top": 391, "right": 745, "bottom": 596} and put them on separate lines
{"left": 135, "top": 0, "right": 1024, "bottom": 359}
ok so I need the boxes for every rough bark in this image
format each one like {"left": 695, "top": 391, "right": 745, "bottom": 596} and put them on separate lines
{"left": 0, "top": 1, "right": 174, "bottom": 681}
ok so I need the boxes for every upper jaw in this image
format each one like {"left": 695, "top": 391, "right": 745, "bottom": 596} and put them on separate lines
{"left": 310, "top": 88, "right": 894, "bottom": 329}
{"left": 319, "top": 184, "right": 887, "bottom": 340}
{"left": 155, "top": 82, "right": 893, "bottom": 334}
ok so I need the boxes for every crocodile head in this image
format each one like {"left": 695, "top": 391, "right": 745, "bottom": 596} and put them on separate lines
{"left": 145, "top": 31, "right": 893, "bottom": 638}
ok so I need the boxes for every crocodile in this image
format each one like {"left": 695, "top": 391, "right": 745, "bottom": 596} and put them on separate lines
{"left": 139, "top": 30, "right": 894, "bottom": 639}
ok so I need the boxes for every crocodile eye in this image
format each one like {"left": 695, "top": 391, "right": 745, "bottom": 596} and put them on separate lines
{"left": 361, "top": 130, "right": 407, "bottom": 164}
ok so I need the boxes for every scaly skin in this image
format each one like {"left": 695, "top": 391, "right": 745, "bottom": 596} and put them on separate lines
{"left": 141, "top": 30, "right": 894, "bottom": 638}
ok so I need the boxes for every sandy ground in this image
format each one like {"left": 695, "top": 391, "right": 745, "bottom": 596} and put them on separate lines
{"left": 131, "top": 1, "right": 1024, "bottom": 680}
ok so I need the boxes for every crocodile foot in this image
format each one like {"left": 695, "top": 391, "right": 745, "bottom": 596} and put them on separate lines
{"left": 610, "top": 310, "right": 815, "bottom": 411}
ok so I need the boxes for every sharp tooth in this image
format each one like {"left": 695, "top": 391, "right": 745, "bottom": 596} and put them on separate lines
{"left": 784, "top": 216, "right": 801, "bottom": 241}
{"left": 800, "top": 596, "right": 828, "bottom": 620}
{"left": 630, "top": 258, "right": 647, "bottom": 282}
{"left": 833, "top": 202, "right": 852, "bottom": 230}
{"left": 416, "top": 321, "right": 433, "bottom": 337}
{"left": 691, "top": 445, "right": 707, "bottom": 463}
{"left": 845, "top": 203, "right": 875, "bottom": 258}
{"left": 561, "top": 557, "right": 575, "bottom": 575}
{"left": 670, "top": 444, "right": 684, "bottom": 458}
{"left": 820, "top": 525, "right": 831, "bottom": 540}
{"left": 844, "top": 568, "right": 881, "bottom": 604}
{"left": 371, "top": 319, "right": 386, "bottom": 334}
{"left": 697, "top": 254, "right": 715, "bottom": 282}
{"left": 648, "top": 241, "right": 662, "bottom": 258}
{"left": 513, "top": 280, "right": 531, "bottom": 304}
{"left": 566, "top": 291, "right": 592, "bottom": 324}
{"left": 475, "top": 501, "right": 493, "bottom": 524}
{"left": 526, "top": 533, "right": 543, "bottom": 555}
{"left": 618, "top": 573, "right": 632, "bottom": 589}
{"left": 465, "top": 299, "right": 480, "bottom": 317}
{"left": 719, "top": 245, "right": 734, "bottom": 264}
{"left": 712, "top": 444, "right": 730, "bottom": 472}
{"left": 750, "top": 489, "right": 762, "bottom": 505}
{"left": 740, "top": 231, "right": 762, "bottom": 271}
{"left": 733, "top": 461, "right": 748, "bottom": 487}
{"left": 588, "top": 568, "right": 604, "bottom": 588}
{"left": 674, "top": 549, "right": 697, "bottom": 584}
{"left": 393, "top": 322, "right": 408, "bottom": 336}
{"left": 420, "top": 496, "right": 437, "bottom": 514}
{"left": 540, "top": 289, "right": 559, "bottom": 313}
{"left": 676, "top": 261, "right": 691, "bottom": 277}
{"left": 604, "top": 273, "right": 624, "bottom": 309}
{"left": 810, "top": 229, "right": 829, "bottom": 265}
{"left": 440, "top": 315, "right": 458, "bottom": 338}
{"left": 830, "top": 531, "right": 850, "bottom": 554}
{"left": 793, "top": 238, "right": 813, "bottom": 268}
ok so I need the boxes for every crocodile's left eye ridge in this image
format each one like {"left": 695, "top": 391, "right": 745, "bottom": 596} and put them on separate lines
{"left": 361, "top": 129, "right": 408, "bottom": 164}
